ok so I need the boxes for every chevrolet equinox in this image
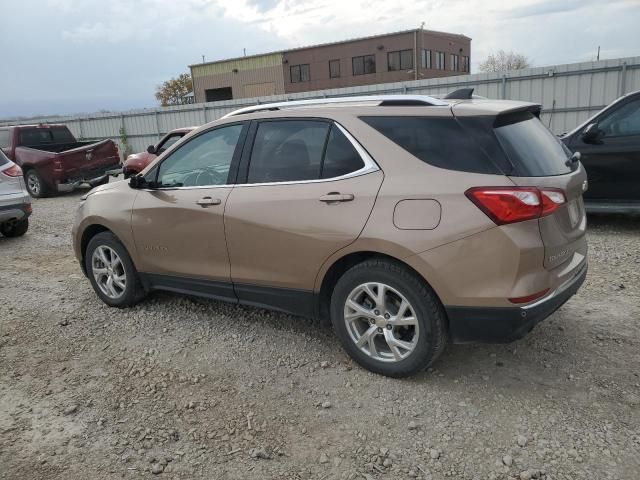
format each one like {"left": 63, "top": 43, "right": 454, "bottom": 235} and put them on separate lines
{"left": 72, "top": 95, "right": 588, "bottom": 377}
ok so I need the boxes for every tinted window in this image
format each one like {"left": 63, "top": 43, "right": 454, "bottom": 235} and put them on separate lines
{"left": 248, "top": 121, "right": 329, "bottom": 183}
{"left": 157, "top": 124, "right": 243, "bottom": 187}
{"left": 0, "top": 150, "right": 8, "bottom": 166}
{"left": 495, "top": 115, "right": 571, "bottom": 176}
{"left": 361, "top": 116, "right": 499, "bottom": 174}
{"left": 599, "top": 98, "right": 640, "bottom": 137}
{"left": 321, "top": 126, "right": 365, "bottom": 179}
{"left": 18, "top": 127, "right": 75, "bottom": 146}
{"left": 0, "top": 130, "right": 9, "bottom": 149}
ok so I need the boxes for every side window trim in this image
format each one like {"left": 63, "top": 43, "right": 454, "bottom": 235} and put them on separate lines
{"left": 235, "top": 117, "right": 379, "bottom": 187}
{"left": 146, "top": 122, "right": 249, "bottom": 190}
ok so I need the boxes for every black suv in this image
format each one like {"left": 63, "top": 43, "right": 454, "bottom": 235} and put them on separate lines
{"left": 561, "top": 90, "right": 640, "bottom": 213}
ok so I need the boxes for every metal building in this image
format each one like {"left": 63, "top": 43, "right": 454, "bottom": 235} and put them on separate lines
{"left": 190, "top": 29, "right": 471, "bottom": 103}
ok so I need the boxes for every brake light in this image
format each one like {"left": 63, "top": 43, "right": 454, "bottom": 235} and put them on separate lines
{"left": 1, "top": 164, "right": 22, "bottom": 177}
{"left": 465, "top": 187, "right": 566, "bottom": 225}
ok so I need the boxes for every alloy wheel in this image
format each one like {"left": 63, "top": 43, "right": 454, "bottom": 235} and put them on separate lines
{"left": 27, "top": 172, "right": 40, "bottom": 196}
{"left": 344, "top": 282, "right": 420, "bottom": 362}
{"left": 91, "top": 245, "right": 126, "bottom": 299}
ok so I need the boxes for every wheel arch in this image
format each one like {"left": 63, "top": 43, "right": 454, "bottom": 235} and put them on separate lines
{"left": 316, "top": 250, "right": 446, "bottom": 324}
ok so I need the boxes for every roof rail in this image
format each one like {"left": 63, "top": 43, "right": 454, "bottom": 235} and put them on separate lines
{"left": 221, "top": 95, "right": 448, "bottom": 118}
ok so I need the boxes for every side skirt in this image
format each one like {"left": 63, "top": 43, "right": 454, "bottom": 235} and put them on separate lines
{"left": 138, "top": 273, "right": 316, "bottom": 319}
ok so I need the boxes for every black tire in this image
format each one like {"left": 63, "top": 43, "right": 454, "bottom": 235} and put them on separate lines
{"left": 330, "top": 258, "right": 448, "bottom": 377}
{"left": 0, "top": 218, "right": 29, "bottom": 237}
{"left": 85, "top": 231, "right": 145, "bottom": 308}
{"left": 24, "top": 169, "right": 50, "bottom": 198}
{"left": 89, "top": 176, "right": 109, "bottom": 187}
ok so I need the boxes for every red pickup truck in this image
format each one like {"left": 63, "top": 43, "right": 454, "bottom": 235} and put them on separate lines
{"left": 0, "top": 124, "right": 120, "bottom": 197}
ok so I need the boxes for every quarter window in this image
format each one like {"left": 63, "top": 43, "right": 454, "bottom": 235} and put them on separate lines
{"left": 387, "top": 49, "right": 413, "bottom": 71}
{"left": 290, "top": 64, "right": 310, "bottom": 83}
{"left": 329, "top": 59, "right": 341, "bottom": 78}
{"left": 321, "top": 126, "right": 365, "bottom": 178}
{"left": 157, "top": 133, "right": 184, "bottom": 154}
{"left": 157, "top": 124, "right": 243, "bottom": 187}
{"left": 598, "top": 98, "right": 640, "bottom": 137}
{"left": 352, "top": 55, "right": 376, "bottom": 75}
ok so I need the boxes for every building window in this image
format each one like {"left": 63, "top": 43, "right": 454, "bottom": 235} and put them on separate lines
{"left": 421, "top": 49, "right": 432, "bottom": 69}
{"left": 352, "top": 54, "right": 376, "bottom": 75}
{"left": 462, "top": 56, "right": 470, "bottom": 72}
{"left": 387, "top": 49, "right": 413, "bottom": 71}
{"left": 290, "top": 64, "right": 310, "bottom": 83}
{"left": 451, "top": 54, "right": 459, "bottom": 71}
{"left": 435, "top": 51, "right": 445, "bottom": 70}
{"left": 329, "top": 59, "right": 341, "bottom": 78}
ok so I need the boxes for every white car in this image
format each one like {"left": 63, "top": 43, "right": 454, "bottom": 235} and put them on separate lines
{"left": 0, "top": 152, "right": 31, "bottom": 237}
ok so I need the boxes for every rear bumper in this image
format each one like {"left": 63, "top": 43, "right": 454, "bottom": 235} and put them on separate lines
{"left": 446, "top": 262, "right": 587, "bottom": 344}
{"left": 0, "top": 198, "right": 32, "bottom": 224}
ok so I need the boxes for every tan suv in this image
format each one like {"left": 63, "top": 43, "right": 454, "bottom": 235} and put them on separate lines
{"left": 72, "top": 95, "right": 588, "bottom": 377}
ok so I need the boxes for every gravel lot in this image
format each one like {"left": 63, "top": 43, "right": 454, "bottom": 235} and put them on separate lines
{"left": 1, "top": 185, "right": 639, "bottom": 480}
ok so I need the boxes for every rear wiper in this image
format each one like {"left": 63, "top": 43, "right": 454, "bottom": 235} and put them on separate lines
{"left": 565, "top": 151, "right": 581, "bottom": 167}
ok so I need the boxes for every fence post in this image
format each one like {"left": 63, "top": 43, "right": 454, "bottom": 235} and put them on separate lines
{"left": 502, "top": 75, "right": 507, "bottom": 100}
{"left": 78, "top": 118, "right": 84, "bottom": 139}
{"left": 154, "top": 111, "right": 161, "bottom": 140}
{"left": 619, "top": 62, "right": 627, "bottom": 96}
{"left": 202, "top": 104, "right": 207, "bottom": 124}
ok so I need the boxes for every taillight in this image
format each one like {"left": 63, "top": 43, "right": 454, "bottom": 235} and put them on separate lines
{"left": 465, "top": 187, "right": 566, "bottom": 225}
{"left": 1, "top": 164, "right": 22, "bottom": 177}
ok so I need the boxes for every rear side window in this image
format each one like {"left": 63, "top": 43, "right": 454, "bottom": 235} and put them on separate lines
{"left": 494, "top": 114, "right": 571, "bottom": 176}
{"left": 0, "top": 130, "right": 9, "bottom": 149}
{"left": 248, "top": 121, "right": 329, "bottom": 183}
{"left": 361, "top": 116, "right": 500, "bottom": 174}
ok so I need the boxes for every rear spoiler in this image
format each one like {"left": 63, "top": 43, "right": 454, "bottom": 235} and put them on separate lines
{"left": 494, "top": 104, "right": 542, "bottom": 127}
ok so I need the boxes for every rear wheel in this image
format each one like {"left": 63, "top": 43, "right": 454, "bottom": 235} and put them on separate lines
{"left": 330, "top": 259, "right": 448, "bottom": 377}
{"left": 85, "top": 231, "right": 145, "bottom": 307}
{"left": 24, "top": 169, "right": 49, "bottom": 198}
{"left": 1, "top": 218, "right": 29, "bottom": 237}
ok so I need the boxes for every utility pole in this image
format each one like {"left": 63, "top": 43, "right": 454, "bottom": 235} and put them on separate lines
{"left": 202, "top": 55, "right": 205, "bottom": 63}
{"left": 243, "top": 48, "right": 247, "bottom": 57}
{"left": 596, "top": 46, "right": 600, "bottom": 61}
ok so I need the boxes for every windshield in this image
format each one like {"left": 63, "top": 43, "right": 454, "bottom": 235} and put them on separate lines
{"left": 494, "top": 115, "right": 572, "bottom": 177}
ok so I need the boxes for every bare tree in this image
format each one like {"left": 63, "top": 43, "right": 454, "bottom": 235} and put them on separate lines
{"left": 155, "top": 73, "right": 193, "bottom": 106}
{"left": 479, "top": 50, "right": 530, "bottom": 73}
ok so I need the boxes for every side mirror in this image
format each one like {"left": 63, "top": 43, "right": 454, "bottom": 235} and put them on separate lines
{"left": 581, "top": 123, "right": 603, "bottom": 144}
{"left": 129, "top": 174, "right": 148, "bottom": 189}
{"left": 146, "top": 145, "right": 156, "bottom": 154}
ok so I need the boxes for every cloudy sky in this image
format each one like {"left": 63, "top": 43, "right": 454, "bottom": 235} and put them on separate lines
{"left": 1, "top": 0, "right": 638, "bottom": 118}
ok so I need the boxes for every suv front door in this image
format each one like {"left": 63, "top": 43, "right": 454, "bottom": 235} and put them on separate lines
{"left": 570, "top": 95, "right": 640, "bottom": 202}
{"left": 224, "top": 119, "right": 383, "bottom": 316}
{"left": 131, "top": 122, "right": 247, "bottom": 300}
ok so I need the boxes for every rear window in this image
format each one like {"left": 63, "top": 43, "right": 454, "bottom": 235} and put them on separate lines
{"left": 360, "top": 116, "right": 500, "bottom": 174}
{"left": 494, "top": 113, "right": 572, "bottom": 176}
{"left": 18, "top": 127, "right": 75, "bottom": 146}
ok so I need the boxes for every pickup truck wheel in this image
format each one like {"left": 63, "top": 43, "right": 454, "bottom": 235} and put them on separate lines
{"left": 1, "top": 218, "right": 29, "bottom": 237}
{"left": 25, "top": 170, "right": 49, "bottom": 198}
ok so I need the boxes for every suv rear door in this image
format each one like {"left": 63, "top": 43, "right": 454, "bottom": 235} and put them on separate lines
{"left": 492, "top": 112, "right": 588, "bottom": 271}
{"left": 224, "top": 118, "right": 383, "bottom": 315}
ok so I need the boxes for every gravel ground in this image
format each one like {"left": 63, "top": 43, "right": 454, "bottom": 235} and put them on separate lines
{"left": 1, "top": 186, "right": 639, "bottom": 480}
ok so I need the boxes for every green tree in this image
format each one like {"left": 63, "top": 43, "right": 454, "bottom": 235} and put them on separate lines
{"left": 479, "top": 50, "right": 530, "bottom": 73}
{"left": 155, "top": 73, "right": 193, "bottom": 106}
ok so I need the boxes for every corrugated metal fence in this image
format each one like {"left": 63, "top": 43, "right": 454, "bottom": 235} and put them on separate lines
{"left": 3, "top": 56, "right": 639, "bottom": 158}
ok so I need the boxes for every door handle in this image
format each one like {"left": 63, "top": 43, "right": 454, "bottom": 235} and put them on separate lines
{"left": 319, "top": 192, "right": 355, "bottom": 203}
{"left": 195, "top": 196, "right": 221, "bottom": 207}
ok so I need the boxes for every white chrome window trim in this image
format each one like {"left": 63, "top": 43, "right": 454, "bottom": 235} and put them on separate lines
{"left": 232, "top": 121, "right": 380, "bottom": 188}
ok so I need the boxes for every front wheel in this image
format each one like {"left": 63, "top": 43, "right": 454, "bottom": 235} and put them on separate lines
{"left": 1, "top": 218, "right": 28, "bottom": 237}
{"left": 330, "top": 259, "right": 448, "bottom": 377}
{"left": 85, "top": 231, "right": 145, "bottom": 307}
